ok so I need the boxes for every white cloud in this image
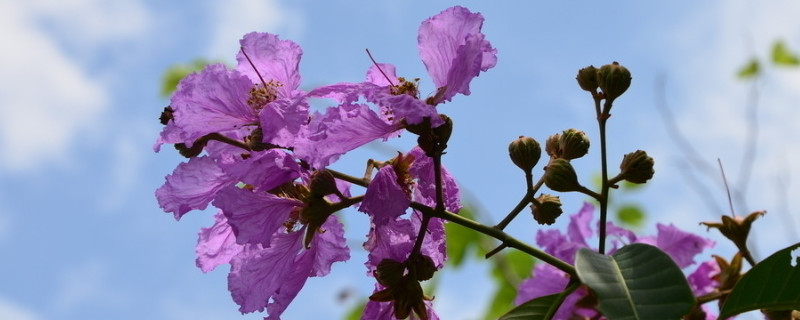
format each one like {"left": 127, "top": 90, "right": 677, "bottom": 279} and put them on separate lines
{"left": 0, "top": 0, "right": 150, "bottom": 172}
{"left": 206, "top": 0, "right": 305, "bottom": 59}
{"left": 0, "top": 298, "right": 40, "bottom": 320}
{"left": 52, "top": 260, "right": 126, "bottom": 313}
{"left": 96, "top": 128, "right": 147, "bottom": 212}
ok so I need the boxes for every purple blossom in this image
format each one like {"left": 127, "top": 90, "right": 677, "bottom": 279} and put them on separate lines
{"left": 687, "top": 260, "right": 720, "bottom": 296}
{"left": 227, "top": 215, "right": 349, "bottom": 318}
{"left": 156, "top": 156, "right": 235, "bottom": 220}
{"left": 638, "top": 223, "right": 715, "bottom": 268}
{"left": 359, "top": 165, "right": 411, "bottom": 226}
{"left": 213, "top": 185, "right": 304, "bottom": 247}
{"left": 195, "top": 211, "right": 243, "bottom": 273}
{"left": 218, "top": 149, "right": 301, "bottom": 192}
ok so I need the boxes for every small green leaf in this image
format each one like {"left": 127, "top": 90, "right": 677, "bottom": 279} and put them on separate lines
{"left": 772, "top": 41, "right": 800, "bottom": 66}
{"left": 343, "top": 299, "right": 366, "bottom": 320}
{"left": 619, "top": 180, "right": 645, "bottom": 191}
{"left": 616, "top": 205, "right": 645, "bottom": 227}
{"left": 498, "top": 293, "right": 560, "bottom": 320}
{"left": 506, "top": 250, "right": 535, "bottom": 279}
{"left": 484, "top": 279, "right": 519, "bottom": 320}
{"left": 737, "top": 58, "right": 760, "bottom": 79}
{"left": 719, "top": 242, "right": 800, "bottom": 319}
{"left": 445, "top": 206, "right": 480, "bottom": 267}
{"left": 575, "top": 244, "right": 695, "bottom": 320}
{"left": 160, "top": 59, "right": 214, "bottom": 97}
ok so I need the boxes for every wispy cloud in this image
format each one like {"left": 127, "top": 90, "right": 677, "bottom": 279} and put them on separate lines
{"left": 0, "top": 298, "right": 40, "bottom": 320}
{"left": 52, "top": 260, "right": 127, "bottom": 314}
{"left": 0, "top": 0, "right": 150, "bottom": 172}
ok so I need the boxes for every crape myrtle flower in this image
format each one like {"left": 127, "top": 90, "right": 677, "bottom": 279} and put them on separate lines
{"left": 293, "top": 5, "right": 497, "bottom": 169}
{"left": 155, "top": 32, "right": 309, "bottom": 219}
{"left": 359, "top": 146, "right": 461, "bottom": 319}
{"left": 516, "top": 203, "right": 716, "bottom": 320}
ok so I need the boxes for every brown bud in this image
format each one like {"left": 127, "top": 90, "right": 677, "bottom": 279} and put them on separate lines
{"left": 544, "top": 159, "right": 582, "bottom": 192}
{"left": 508, "top": 136, "right": 542, "bottom": 172}
{"left": 545, "top": 133, "right": 561, "bottom": 158}
{"left": 598, "top": 62, "right": 631, "bottom": 103}
{"left": 576, "top": 65, "right": 599, "bottom": 92}
{"left": 159, "top": 106, "right": 174, "bottom": 125}
{"left": 408, "top": 253, "right": 436, "bottom": 281}
{"left": 309, "top": 170, "right": 339, "bottom": 198}
{"left": 558, "top": 129, "right": 590, "bottom": 160}
{"left": 374, "top": 259, "right": 405, "bottom": 287}
{"left": 531, "top": 194, "right": 563, "bottom": 225}
{"left": 618, "top": 150, "right": 654, "bottom": 184}
{"left": 432, "top": 114, "right": 453, "bottom": 148}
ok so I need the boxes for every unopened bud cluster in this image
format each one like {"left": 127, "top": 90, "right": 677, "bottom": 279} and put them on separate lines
{"left": 576, "top": 62, "right": 632, "bottom": 104}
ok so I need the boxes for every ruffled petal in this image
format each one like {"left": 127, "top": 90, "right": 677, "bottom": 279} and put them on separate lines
{"left": 219, "top": 149, "right": 301, "bottom": 192}
{"left": 213, "top": 185, "right": 303, "bottom": 247}
{"left": 364, "top": 218, "right": 415, "bottom": 273}
{"left": 408, "top": 147, "right": 462, "bottom": 213}
{"left": 652, "top": 223, "right": 715, "bottom": 268}
{"left": 366, "top": 63, "right": 399, "bottom": 86}
{"left": 195, "top": 211, "right": 243, "bottom": 273}
{"left": 236, "top": 32, "right": 303, "bottom": 96}
{"left": 359, "top": 165, "right": 411, "bottom": 226}
{"left": 259, "top": 96, "right": 310, "bottom": 147}
{"left": 294, "top": 103, "right": 401, "bottom": 169}
{"left": 688, "top": 260, "right": 720, "bottom": 296}
{"left": 567, "top": 202, "right": 594, "bottom": 247}
{"left": 227, "top": 231, "right": 305, "bottom": 314}
{"left": 156, "top": 156, "right": 234, "bottom": 219}
{"left": 417, "top": 6, "right": 496, "bottom": 104}
{"left": 169, "top": 64, "right": 256, "bottom": 145}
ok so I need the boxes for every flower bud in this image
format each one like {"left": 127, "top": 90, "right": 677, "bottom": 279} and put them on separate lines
{"left": 558, "top": 129, "right": 590, "bottom": 160}
{"left": 432, "top": 114, "right": 453, "bottom": 147}
{"left": 309, "top": 170, "right": 339, "bottom": 197}
{"left": 408, "top": 253, "right": 436, "bottom": 281}
{"left": 618, "top": 150, "right": 654, "bottom": 184}
{"left": 508, "top": 136, "right": 541, "bottom": 172}
{"left": 159, "top": 106, "right": 174, "bottom": 125}
{"left": 530, "top": 194, "right": 563, "bottom": 225}
{"left": 576, "top": 65, "right": 599, "bottom": 92}
{"left": 544, "top": 159, "right": 582, "bottom": 192}
{"left": 545, "top": 133, "right": 561, "bottom": 158}
{"left": 374, "top": 259, "right": 405, "bottom": 287}
{"left": 598, "top": 62, "right": 631, "bottom": 103}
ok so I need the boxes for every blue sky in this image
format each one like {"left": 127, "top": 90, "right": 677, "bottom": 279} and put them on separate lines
{"left": 1, "top": 0, "right": 800, "bottom": 319}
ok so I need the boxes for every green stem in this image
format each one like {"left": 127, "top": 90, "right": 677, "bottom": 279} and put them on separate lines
{"left": 494, "top": 173, "right": 543, "bottom": 230}
{"left": 410, "top": 202, "right": 576, "bottom": 277}
{"left": 598, "top": 99, "right": 611, "bottom": 254}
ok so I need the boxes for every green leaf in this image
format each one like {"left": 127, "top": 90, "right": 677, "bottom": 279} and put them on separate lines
{"left": 343, "top": 299, "right": 366, "bottom": 320}
{"left": 575, "top": 244, "right": 695, "bottom": 320}
{"left": 498, "top": 293, "right": 560, "bottom": 320}
{"left": 616, "top": 205, "right": 645, "bottom": 227}
{"left": 506, "top": 250, "right": 535, "bottom": 279}
{"left": 772, "top": 41, "right": 800, "bottom": 66}
{"left": 719, "top": 242, "right": 800, "bottom": 319}
{"left": 619, "top": 180, "right": 645, "bottom": 191}
{"left": 737, "top": 58, "right": 760, "bottom": 79}
{"left": 484, "top": 279, "right": 519, "bottom": 320}
{"left": 445, "top": 206, "right": 480, "bottom": 267}
{"left": 160, "top": 59, "right": 214, "bottom": 97}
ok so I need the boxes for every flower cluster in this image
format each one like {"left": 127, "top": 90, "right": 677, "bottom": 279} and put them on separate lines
{"left": 155, "top": 6, "right": 495, "bottom": 319}
{"left": 515, "top": 203, "right": 718, "bottom": 320}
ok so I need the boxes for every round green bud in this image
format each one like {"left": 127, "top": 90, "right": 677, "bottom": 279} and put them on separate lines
{"left": 619, "top": 150, "right": 654, "bottom": 184}
{"left": 558, "top": 129, "right": 590, "bottom": 160}
{"left": 531, "top": 194, "right": 563, "bottom": 225}
{"left": 544, "top": 159, "right": 582, "bottom": 192}
{"left": 508, "top": 136, "right": 541, "bottom": 172}
{"left": 576, "top": 65, "right": 599, "bottom": 92}
{"left": 598, "top": 62, "right": 632, "bottom": 102}
{"left": 545, "top": 133, "right": 561, "bottom": 158}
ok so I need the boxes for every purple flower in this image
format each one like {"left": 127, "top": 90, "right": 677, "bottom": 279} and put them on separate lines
{"left": 213, "top": 185, "right": 304, "bottom": 247}
{"left": 687, "top": 259, "right": 720, "bottom": 296}
{"left": 195, "top": 211, "right": 243, "bottom": 273}
{"left": 156, "top": 156, "right": 235, "bottom": 220}
{"left": 227, "top": 215, "right": 349, "bottom": 318}
{"left": 517, "top": 203, "right": 715, "bottom": 319}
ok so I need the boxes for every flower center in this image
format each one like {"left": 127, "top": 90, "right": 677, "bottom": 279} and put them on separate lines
{"left": 247, "top": 80, "right": 282, "bottom": 110}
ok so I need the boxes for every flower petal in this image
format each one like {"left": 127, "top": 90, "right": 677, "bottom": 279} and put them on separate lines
{"left": 360, "top": 165, "right": 411, "bottom": 226}
{"left": 417, "top": 6, "right": 496, "bottom": 103}
{"left": 170, "top": 64, "right": 256, "bottom": 145}
{"left": 653, "top": 223, "right": 715, "bottom": 268}
{"left": 237, "top": 32, "right": 302, "bottom": 96}
{"left": 156, "top": 156, "right": 234, "bottom": 220}
{"left": 219, "top": 149, "right": 301, "bottom": 192}
{"left": 195, "top": 211, "right": 243, "bottom": 273}
{"left": 213, "top": 185, "right": 303, "bottom": 247}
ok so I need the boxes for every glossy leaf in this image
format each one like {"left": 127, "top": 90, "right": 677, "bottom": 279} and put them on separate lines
{"left": 575, "top": 244, "right": 695, "bottom": 320}
{"left": 499, "top": 293, "right": 560, "bottom": 320}
{"left": 719, "top": 242, "right": 800, "bottom": 319}
{"left": 737, "top": 58, "right": 760, "bottom": 79}
{"left": 771, "top": 41, "right": 800, "bottom": 66}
